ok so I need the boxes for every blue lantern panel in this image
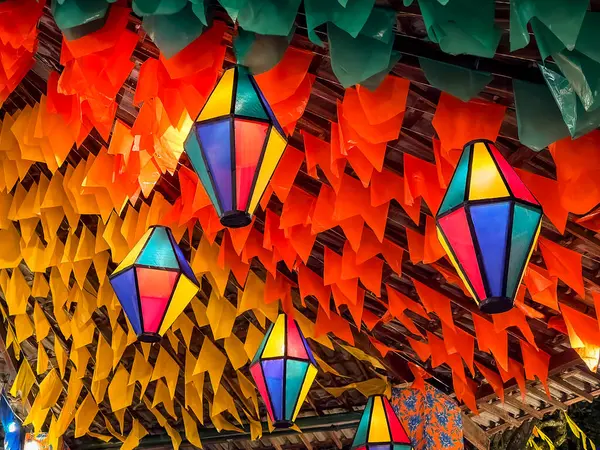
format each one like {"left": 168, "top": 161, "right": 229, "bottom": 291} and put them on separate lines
{"left": 110, "top": 267, "right": 142, "bottom": 335}
{"left": 262, "top": 359, "right": 284, "bottom": 421}
{"left": 469, "top": 201, "right": 510, "bottom": 298}
{"left": 184, "top": 130, "right": 222, "bottom": 215}
{"left": 352, "top": 396, "right": 373, "bottom": 447}
{"left": 136, "top": 227, "right": 179, "bottom": 269}
{"left": 167, "top": 230, "right": 199, "bottom": 285}
{"left": 369, "top": 446, "right": 393, "bottom": 450}
{"left": 438, "top": 144, "right": 471, "bottom": 215}
{"left": 506, "top": 204, "right": 542, "bottom": 298}
{"left": 285, "top": 359, "right": 309, "bottom": 419}
{"left": 195, "top": 119, "right": 233, "bottom": 213}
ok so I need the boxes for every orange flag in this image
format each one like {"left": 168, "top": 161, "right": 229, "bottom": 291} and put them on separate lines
{"left": 403, "top": 153, "right": 445, "bottom": 215}
{"left": 407, "top": 336, "right": 431, "bottom": 363}
{"left": 538, "top": 237, "right": 585, "bottom": 298}
{"left": 520, "top": 341, "right": 551, "bottom": 396}
{"left": 432, "top": 93, "right": 505, "bottom": 155}
{"left": 472, "top": 314, "right": 508, "bottom": 372}
{"left": 405, "top": 227, "right": 424, "bottom": 265}
{"left": 411, "top": 278, "right": 455, "bottom": 331}
{"left": 315, "top": 307, "right": 354, "bottom": 346}
{"left": 523, "top": 264, "right": 559, "bottom": 311}
{"left": 549, "top": 131, "right": 600, "bottom": 215}
{"left": 297, "top": 264, "right": 331, "bottom": 317}
{"left": 475, "top": 362, "right": 505, "bottom": 403}
{"left": 492, "top": 307, "right": 537, "bottom": 349}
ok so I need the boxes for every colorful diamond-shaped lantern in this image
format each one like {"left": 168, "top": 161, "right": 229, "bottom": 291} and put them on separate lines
{"left": 184, "top": 65, "right": 288, "bottom": 228}
{"left": 249, "top": 314, "right": 318, "bottom": 428}
{"left": 436, "top": 139, "right": 543, "bottom": 314}
{"left": 351, "top": 395, "right": 413, "bottom": 450}
{"left": 109, "top": 226, "right": 199, "bottom": 342}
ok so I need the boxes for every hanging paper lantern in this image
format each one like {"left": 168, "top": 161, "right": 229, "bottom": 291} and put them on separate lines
{"left": 109, "top": 226, "right": 199, "bottom": 342}
{"left": 184, "top": 65, "right": 288, "bottom": 228}
{"left": 249, "top": 314, "right": 317, "bottom": 428}
{"left": 350, "top": 394, "right": 413, "bottom": 450}
{"left": 436, "top": 139, "right": 543, "bottom": 314}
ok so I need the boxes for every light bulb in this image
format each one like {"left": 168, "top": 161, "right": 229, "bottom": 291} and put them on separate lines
{"left": 24, "top": 441, "right": 41, "bottom": 450}
{"left": 6, "top": 421, "right": 18, "bottom": 433}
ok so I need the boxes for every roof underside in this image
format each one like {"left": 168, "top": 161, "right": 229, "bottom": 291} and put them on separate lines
{"left": 2, "top": 1, "right": 600, "bottom": 450}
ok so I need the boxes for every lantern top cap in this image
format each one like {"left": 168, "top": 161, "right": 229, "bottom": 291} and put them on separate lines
{"left": 462, "top": 138, "right": 497, "bottom": 148}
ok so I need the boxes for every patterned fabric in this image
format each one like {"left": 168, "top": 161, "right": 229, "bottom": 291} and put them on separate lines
{"left": 391, "top": 384, "right": 464, "bottom": 450}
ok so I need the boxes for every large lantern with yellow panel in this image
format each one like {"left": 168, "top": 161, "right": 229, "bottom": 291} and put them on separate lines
{"left": 109, "top": 226, "right": 200, "bottom": 342}
{"left": 249, "top": 314, "right": 318, "bottom": 428}
{"left": 184, "top": 65, "right": 288, "bottom": 228}
{"left": 435, "top": 139, "right": 543, "bottom": 314}
{"left": 350, "top": 394, "right": 413, "bottom": 450}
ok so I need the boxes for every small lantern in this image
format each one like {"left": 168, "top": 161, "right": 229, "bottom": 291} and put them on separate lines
{"left": 184, "top": 65, "right": 288, "bottom": 228}
{"left": 436, "top": 139, "right": 543, "bottom": 314}
{"left": 249, "top": 314, "right": 317, "bottom": 428}
{"left": 109, "top": 226, "right": 199, "bottom": 342}
{"left": 351, "top": 395, "right": 413, "bottom": 450}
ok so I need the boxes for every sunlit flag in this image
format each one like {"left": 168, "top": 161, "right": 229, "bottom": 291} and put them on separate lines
{"left": 184, "top": 66, "right": 288, "bottom": 228}
{"left": 436, "top": 139, "right": 543, "bottom": 314}
{"left": 249, "top": 314, "right": 317, "bottom": 428}
{"left": 350, "top": 395, "right": 413, "bottom": 450}
{"left": 109, "top": 226, "right": 199, "bottom": 342}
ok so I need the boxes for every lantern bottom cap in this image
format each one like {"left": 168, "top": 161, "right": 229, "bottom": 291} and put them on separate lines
{"left": 220, "top": 210, "right": 252, "bottom": 228}
{"left": 479, "top": 296, "right": 514, "bottom": 314}
{"left": 138, "top": 332, "right": 162, "bottom": 343}
{"left": 273, "top": 420, "right": 293, "bottom": 429}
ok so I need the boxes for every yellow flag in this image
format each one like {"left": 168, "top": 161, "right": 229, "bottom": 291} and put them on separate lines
{"left": 212, "top": 384, "right": 242, "bottom": 425}
{"left": 244, "top": 323, "right": 264, "bottom": 359}
{"left": 33, "top": 302, "right": 50, "bottom": 341}
{"left": 210, "top": 412, "right": 243, "bottom": 433}
{"left": 93, "top": 334, "right": 113, "bottom": 382}
{"left": 37, "top": 369, "right": 63, "bottom": 409}
{"left": 193, "top": 337, "right": 226, "bottom": 393}
{"left": 224, "top": 334, "right": 248, "bottom": 370}
{"left": 0, "top": 223, "right": 23, "bottom": 268}
{"left": 37, "top": 343, "right": 49, "bottom": 375}
{"left": 54, "top": 338, "right": 68, "bottom": 378}
{"left": 341, "top": 345, "right": 385, "bottom": 370}
{"left": 14, "top": 314, "right": 34, "bottom": 343}
{"left": 128, "top": 350, "right": 152, "bottom": 398}
{"left": 121, "top": 419, "right": 148, "bottom": 450}
{"left": 10, "top": 358, "right": 35, "bottom": 401}
{"left": 75, "top": 393, "right": 99, "bottom": 438}
{"left": 184, "top": 350, "right": 197, "bottom": 385}
{"left": 236, "top": 371, "right": 259, "bottom": 417}
{"left": 238, "top": 272, "right": 264, "bottom": 315}
{"left": 152, "top": 380, "right": 177, "bottom": 419}
{"left": 6, "top": 267, "right": 30, "bottom": 315}
{"left": 91, "top": 378, "right": 109, "bottom": 404}
{"left": 111, "top": 325, "right": 127, "bottom": 369}
{"left": 191, "top": 298, "right": 209, "bottom": 327}
{"left": 185, "top": 381, "right": 204, "bottom": 425}
{"left": 108, "top": 364, "right": 134, "bottom": 412}
{"left": 206, "top": 290, "right": 236, "bottom": 340}
{"left": 71, "top": 346, "right": 91, "bottom": 379}
{"left": 103, "top": 414, "right": 125, "bottom": 442}
{"left": 32, "top": 272, "right": 49, "bottom": 297}
{"left": 93, "top": 250, "right": 110, "bottom": 287}
{"left": 172, "top": 313, "right": 195, "bottom": 348}
{"left": 323, "top": 378, "right": 387, "bottom": 398}
{"left": 314, "top": 355, "right": 349, "bottom": 378}
{"left": 181, "top": 407, "right": 203, "bottom": 449}
{"left": 150, "top": 347, "right": 180, "bottom": 399}
{"left": 55, "top": 370, "right": 83, "bottom": 437}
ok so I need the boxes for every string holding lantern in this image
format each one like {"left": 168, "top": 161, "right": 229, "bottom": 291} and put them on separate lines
{"left": 436, "top": 139, "right": 543, "bottom": 314}
{"left": 350, "top": 394, "right": 414, "bottom": 450}
{"left": 109, "top": 226, "right": 199, "bottom": 342}
{"left": 249, "top": 314, "right": 318, "bottom": 428}
{"left": 184, "top": 65, "right": 288, "bottom": 228}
